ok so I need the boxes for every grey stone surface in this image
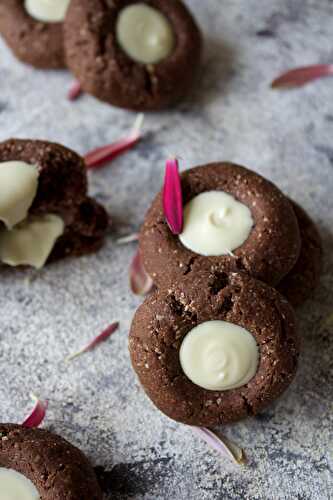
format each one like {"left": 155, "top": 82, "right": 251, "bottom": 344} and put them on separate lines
{"left": 0, "top": 1, "right": 332, "bottom": 499}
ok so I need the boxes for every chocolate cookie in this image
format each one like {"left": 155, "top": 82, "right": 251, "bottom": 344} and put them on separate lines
{"left": 0, "top": 1, "right": 69, "bottom": 69}
{"left": 51, "top": 197, "right": 109, "bottom": 261}
{"left": 277, "top": 201, "right": 323, "bottom": 307}
{"left": 129, "top": 271, "right": 299, "bottom": 426}
{"left": 0, "top": 138, "right": 108, "bottom": 268}
{"left": 139, "top": 162, "right": 301, "bottom": 288}
{"left": 64, "top": 0, "right": 202, "bottom": 110}
{"left": 0, "top": 424, "right": 102, "bottom": 499}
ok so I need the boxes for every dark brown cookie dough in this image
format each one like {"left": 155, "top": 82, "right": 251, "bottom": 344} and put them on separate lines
{"left": 0, "top": 1, "right": 66, "bottom": 69}
{"left": 277, "top": 201, "right": 323, "bottom": 308}
{"left": 64, "top": 0, "right": 202, "bottom": 110}
{"left": 129, "top": 271, "right": 300, "bottom": 426}
{"left": 0, "top": 138, "right": 109, "bottom": 265}
{"left": 51, "top": 197, "right": 110, "bottom": 261}
{"left": 139, "top": 162, "right": 301, "bottom": 289}
{"left": 0, "top": 424, "right": 102, "bottom": 499}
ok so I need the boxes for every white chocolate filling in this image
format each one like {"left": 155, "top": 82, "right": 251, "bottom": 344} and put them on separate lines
{"left": 0, "top": 161, "right": 39, "bottom": 230}
{"left": 0, "top": 468, "right": 39, "bottom": 500}
{"left": 0, "top": 214, "right": 64, "bottom": 269}
{"left": 24, "top": 0, "right": 70, "bottom": 23}
{"left": 179, "top": 191, "right": 254, "bottom": 256}
{"left": 116, "top": 3, "right": 175, "bottom": 64}
{"left": 179, "top": 320, "right": 259, "bottom": 391}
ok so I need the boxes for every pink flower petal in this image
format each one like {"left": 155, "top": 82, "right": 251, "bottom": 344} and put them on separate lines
{"left": 192, "top": 427, "right": 246, "bottom": 465}
{"left": 66, "top": 322, "right": 119, "bottom": 361}
{"left": 68, "top": 80, "right": 83, "bottom": 100}
{"left": 271, "top": 64, "right": 333, "bottom": 88}
{"left": 22, "top": 394, "right": 48, "bottom": 428}
{"left": 163, "top": 158, "right": 183, "bottom": 235}
{"left": 130, "top": 249, "right": 154, "bottom": 296}
{"left": 84, "top": 114, "right": 144, "bottom": 170}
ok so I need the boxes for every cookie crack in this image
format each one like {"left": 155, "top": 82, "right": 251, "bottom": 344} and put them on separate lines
{"left": 167, "top": 294, "right": 198, "bottom": 322}
{"left": 241, "top": 394, "right": 253, "bottom": 415}
{"left": 144, "top": 64, "right": 159, "bottom": 98}
{"left": 183, "top": 256, "right": 196, "bottom": 276}
{"left": 209, "top": 271, "right": 229, "bottom": 294}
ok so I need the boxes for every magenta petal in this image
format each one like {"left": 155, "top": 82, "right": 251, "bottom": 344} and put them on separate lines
{"left": 84, "top": 114, "right": 144, "bottom": 169}
{"left": 192, "top": 427, "right": 246, "bottom": 465}
{"left": 272, "top": 64, "right": 333, "bottom": 88}
{"left": 163, "top": 158, "right": 183, "bottom": 235}
{"left": 22, "top": 394, "right": 48, "bottom": 428}
{"left": 85, "top": 139, "right": 138, "bottom": 169}
{"left": 68, "top": 80, "right": 83, "bottom": 100}
{"left": 130, "top": 249, "right": 154, "bottom": 296}
{"left": 67, "top": 322, "right": 119, "bottom": 361}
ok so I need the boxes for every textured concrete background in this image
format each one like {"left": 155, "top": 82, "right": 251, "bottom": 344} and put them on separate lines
{"left": 0, "top": 1, "right": 332, "bottom": 499}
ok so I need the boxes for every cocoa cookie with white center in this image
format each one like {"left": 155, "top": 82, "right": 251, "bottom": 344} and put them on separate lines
{"left": 277, "top": 201, "right": 323, "bottom": 308}
{"left": 64, "top": 0, "right": 202, "bottom": 110}
{"left": 139, "top": 163, "right": 301, "bottom": 288}
{"left": 129, "top": 271, "right": 299, "bottom": 426}
{"left": 0, "top": 0, "right": 70, "bottom": 69}
{"left": 0, "top": 138, "right": 108, "bottom": 269}
{"left": 0, "top": 424, "right": 102, "bottom": 499}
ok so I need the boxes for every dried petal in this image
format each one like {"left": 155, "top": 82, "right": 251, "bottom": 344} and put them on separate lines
{"left": 22, "top": 394, "right": 48, "bottom": 428}
{"left": 116, "top": 233, "right": 139, "bottom": 245}
{"left": 271, "top": 64, "right": 333, "bottom": 88}
{"left": 68, "top": 80, "right": 83, "bottom": 100}
{"left": 66, "top": 322, "right": 119, "bottom": 361}
{"left": 192, "top": 427, "right": 246, "bottom": 465}
{"left": 163, "top": 158, "right": 183, "bottom": 234}
{"left": 84, "top": 114, "right": 144, "bottom": 169}
{"left": 130, "top": 249, "right": 154, "bottom": 296}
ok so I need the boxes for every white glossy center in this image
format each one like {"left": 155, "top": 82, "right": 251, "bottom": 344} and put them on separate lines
{"left": 179, "top": 191, "right": 254, "bottom": 256}
{"left": 24, "top": 0, "right": 71, "bottom": 23}
{"left": 179, "top": 320, "right": 259, "bottom": 391}
{"left": 0, "top": 214, "right": 64, "bottom": 269}
{"left": 0, "top": 161, "right": 39, "bottom": 229}
{"left": 116, "top": 3, "right": 175, "bottom": 64}
{"left": 0, "top": 468, "right": 39, "bottom": 500}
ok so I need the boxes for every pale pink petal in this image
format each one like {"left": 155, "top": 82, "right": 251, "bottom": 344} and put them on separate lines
{"left": 272, "top": 64, "right": 333, "bottom": 88}
{"left": 192, "top": 427, "right": 246, "bottom": 465}
{"left": 130, "top": 249, "right": 154, "bottom": 296}
{"left": 66, "top": 322, "right": 119, "bottom": 361}
{"left": 68, "top": 80, "right": 83, "bottom": 100}
{"left": 85, "top": 114, "right": 144, "bottom": 169}
{"left": 22, "top": 394, "right": 48, "bottom": 428}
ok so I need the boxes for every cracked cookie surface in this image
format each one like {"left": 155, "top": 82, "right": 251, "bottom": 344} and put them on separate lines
{"left": 140, "top": 162, "right": 301, "bottom": 288}
{"left": 64, "top": 0, "right": 202, "bottom": 110}
{"left": 129, "top": 271, "right": 299, "bottom": 426}
{"left": 0, "top": 424, "right": 102, "bottom": 499}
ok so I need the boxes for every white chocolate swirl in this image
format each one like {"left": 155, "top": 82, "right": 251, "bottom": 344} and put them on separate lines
{"left": 179, "top": 320, "right": 259, "bottom": 391}
{"left": 0, "top": 468, "right": 40, "bottom": 500}
{"left": 179, "top": 191, "right": 254, "bottom": 256}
